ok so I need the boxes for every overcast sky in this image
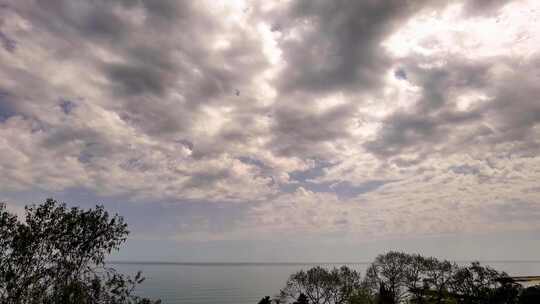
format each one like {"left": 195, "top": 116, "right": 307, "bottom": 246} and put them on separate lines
{"left": 1, "top": 0, "right": 540, "bottom": 262}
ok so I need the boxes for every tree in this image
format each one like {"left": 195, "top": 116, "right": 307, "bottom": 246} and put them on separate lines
{"left": 422, "top": 257, "right": 457, "bottom": 304}
{"left": 491, "top": 277, "right": 521, "bottom": 304}
{"left": 402, "top": 254, "right": 423, "bottom": 302}
{"left": 258, "top": 296, "right": 273, "bottom": 304}
{"left": 273, "top": 252, "right": 529, "bottom": 304}
{"left": 280, "top": 266, "right": 362, "bottom": 304}
{"left": 449, "top": 261, "right": 518, "bottom": 304}
{"left": 293, "top": 293, "right": 309, "bottom": 304}
{"left": 0, "top": 199, "right": 160, "bottom": 304}
{"left": 348, "top": 290, "right": 376, "bottom": 304}
{"left": 519, "top": 285, "right": 540, "bottom": 304}
{"left": 364, "top": 252, "right": 411, "bottom": 303}
{"left": 377, "top": 283, "right": 395, "bottom": 304}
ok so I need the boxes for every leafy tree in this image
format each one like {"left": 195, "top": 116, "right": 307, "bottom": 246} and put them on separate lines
{"left": 293, "top": 293, "right": 309, "bottom": 304}
{"left": 280, "top": 266, "right": 362, "bottom": 304}
{"left": 0, "top": 199, "right": 160, "bottom": 304}
{"left": 274, "top": 252, "right": 530, "bottom": 304}
{"left": 348, "top": 289, "right": 376, "bottom": 304}
{"left": 364, "top": 252, "right": 411, "bottom": 303}
{"left": 377, "top": 283, "right": 395, "bottom": 304}
{"left": 449, "top": 261, "right": 517, "bottom": 304}
{"left": 403, "top": 254, "right": 428, "bottom": 303}
{"left": 422, "top": 257, "right": 457, "bottom": 304}
{"left": 363, "top": 252, "right": 523, "bottom": 304}
{"left": 330, "top": 266, "right": 364, "bottom": 303}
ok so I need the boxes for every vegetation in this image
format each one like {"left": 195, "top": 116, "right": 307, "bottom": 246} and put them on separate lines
{"left": 2, "top": 199, "right": 539, "bottom": 304}
{"left": 280, "top": 265, "right": 362, "bottom": 304}
{"left": 0, "top": 199, "right": 159, "bottom": 304}
{"left": 261, "top": 252, "right": 540, "bottom": 304}
{"left": 519, "top": 286, "right": 540, "bottom": 304}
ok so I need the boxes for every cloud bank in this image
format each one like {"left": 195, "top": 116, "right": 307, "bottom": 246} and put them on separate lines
{"left": 1, "top": 0, "right": 539, "bottom": 246}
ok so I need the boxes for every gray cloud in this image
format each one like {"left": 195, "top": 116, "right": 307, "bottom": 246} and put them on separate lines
{"left": 365, "top": 55, "right": 540, "bottom": 159}
{"left": 272, "top": 0, "right": 440, "bottom": 95}
{"left": 106, "top": 63, "right": 168, "bottom": 96}
{"left": 7, "top": 0, "right": 267, "bottom": 139}
{"left": 59, "top": 99, "right": 76, "bottom": 115}
{"left": 394, "top": 68, "right": 407, "bottom": 80}
{"left": 269, "top": 101, "right": 357, "bottom": 158}
{"left": 10, "top": 1, "right": 131, "bottom": 43}
{"left": 484, "top": 200, "right": 540, "bottom": 222}
{"left": 483, "top": 59, "right": 540, "bottom": 145}
{"left": 449, "top": 164, "right": 481, "bottom": 175}
{"left": 462, "top": 0, "right": 512, "bottom": 16}
{"left": 365, "top": 108, "right": 484, "bottom": 157}
{"left": 0, "top": 90, "right": 16, "bottom": 121}
{"left": 0, "top": 31, "right": 15, "bottom": 53}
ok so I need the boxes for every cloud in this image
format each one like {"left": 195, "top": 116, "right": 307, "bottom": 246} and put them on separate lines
{"left": 270, "top": 0, "right": 441, "bottom": 95}
{"left": 462, "top": 0, "right": 512, "bottom": 16}
{"left": 269, "top": 101, "right": 358, "bottom": 158}
{"left": 365, "top": 54, "right": 540, "bottom": 159}
{"left": 0, "top": 0, "right": 539, "bottom": 245}
{"left": 0, "top": 31, "right": 16, "bottom": 53}
{"left": 0, "top": 90, "right": 17, "bottom": 122}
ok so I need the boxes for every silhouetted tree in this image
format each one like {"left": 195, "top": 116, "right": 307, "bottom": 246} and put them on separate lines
{"left": 422, "top": 257, "right": 456, "bottom": 304}
{"left": 274, "top": 253, "right": 532, "bottom": 304}
{"left": 403, "top": 254, "right": 427, "bottom": 303}
{"left": 361, "top": 252, "right": 521, "bottom": 304}
{"left": 377, "top": 282, "right": 395, "bottom": 304}
{"left": 491, "top": 277, "right": 521, "bottom": 304}
{"left": 0, "top": 199, "right": 160, "bottom": 304}
{"left": 280, "top": 266, "right": 362, "bottom": 304}
{"left": 348, "top": 289, "right": 376, "bottom": 304}
{"left": 258, "top": 296, "right": 273, "bottom": 304}
{"left": 293, "top": 293, "right": 309, "bottom": 304}
{"left": 449, "top": 261, "right": 516, "bottom": 304}
{"left": 519, "top": 285, "right": 540, "bottom": 304}
{"left": 364, "top": 252, "right": 411, "bottom": 303}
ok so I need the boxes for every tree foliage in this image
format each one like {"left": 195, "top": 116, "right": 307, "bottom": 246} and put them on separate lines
{"left": 267, "top": 251, "right": 530, "bottom": 304}
{"left": 258, "top": 296, "right": 273, "bottom": 304}
{"left": 280, "top": 265, "right": 362, "bottom": 304}
{"left": 293, "top": 293, "right": 309, "bottom": 304}
{"left": 519, "top": 286, "right": 540, "bottom": 304}
{"left": 0, "top": 199, "right": 160, "bottom": 304}
{"left": 365, "top": 252, "right": 520, "bottom": 304}
{"left": 450, "top": 262, "right": 519, "bottom": 304}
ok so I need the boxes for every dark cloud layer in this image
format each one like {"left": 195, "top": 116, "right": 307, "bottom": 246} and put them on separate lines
{"left": 274, "top": 0, "right": 435, "bottom": 95}
{"left": 366, "top": 55, "right": 540, "bottom": 158}
{"left": 462, "top": 0, "right": 512, "bottom": 16}
{"left": 269, "top": 101, "right": 357, "bottom": 158}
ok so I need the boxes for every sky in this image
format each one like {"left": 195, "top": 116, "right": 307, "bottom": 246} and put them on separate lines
{"left": 1, "top": 0, "right": 540, "bottom": 262}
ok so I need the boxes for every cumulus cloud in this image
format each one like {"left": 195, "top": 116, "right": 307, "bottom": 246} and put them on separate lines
{"left": 0, "top": 0, "right": 539, "bottom": 244}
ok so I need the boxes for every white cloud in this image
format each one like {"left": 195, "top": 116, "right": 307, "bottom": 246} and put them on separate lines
{"left": 0, "top": 0, "right": 539, "bottom": 243}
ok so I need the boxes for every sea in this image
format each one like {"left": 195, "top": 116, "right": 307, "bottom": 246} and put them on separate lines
{"left": 111, "top": 261, "right": 540, "bottom": 304}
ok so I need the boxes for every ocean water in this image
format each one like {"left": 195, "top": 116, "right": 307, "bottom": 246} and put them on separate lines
{"left": 112, "top": 262, "right": 540, "bottom": 304}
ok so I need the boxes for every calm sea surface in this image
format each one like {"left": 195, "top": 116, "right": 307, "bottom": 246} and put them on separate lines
{"left": 112, "top": 261, "right": 540, "bottom": 304}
